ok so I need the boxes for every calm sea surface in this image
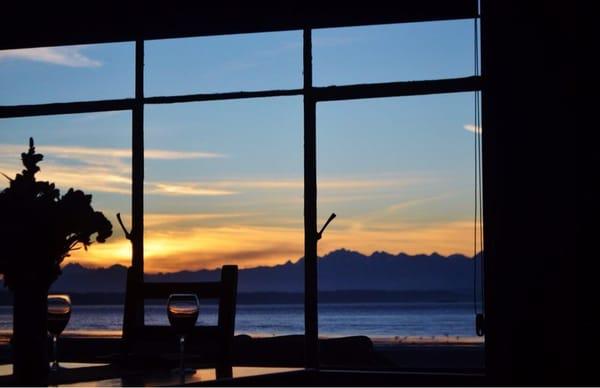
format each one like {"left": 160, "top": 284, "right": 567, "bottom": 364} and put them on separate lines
{"left": 0, "top": 302, "right": 478, "bottom": 338}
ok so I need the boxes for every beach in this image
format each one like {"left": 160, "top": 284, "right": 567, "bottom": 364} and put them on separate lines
{"left": 1, "top": 329, "right": 483, "bottom": 373}
{"left": 1, "top": 302, "right": 484, "bottom": 373}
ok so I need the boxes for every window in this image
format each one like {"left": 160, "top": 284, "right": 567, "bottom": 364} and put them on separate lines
{"left": 144, "top": 98, "right": 304, "bottom": 335}
{"left": 316, "top": 94, "right": 483, "bottom": 369}
{"left": 0, "top": 13, "right": 482, "bottom": 371}
{"left": 312, "top": 20, "right": 483, "bottom": 369}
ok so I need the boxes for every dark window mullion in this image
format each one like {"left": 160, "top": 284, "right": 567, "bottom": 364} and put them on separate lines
{"left": 303, "top": 27, "right": 319, "bottom": 370}
{"left": 131, "top": 39, "right": 145, "bottom": 326}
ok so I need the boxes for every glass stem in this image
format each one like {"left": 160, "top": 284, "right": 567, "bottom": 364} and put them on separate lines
{"left": 52, "top": 334, "right": 58, "bottom": 370}
{"left": 179, "top": 335, "right": 185, "bottom": 382}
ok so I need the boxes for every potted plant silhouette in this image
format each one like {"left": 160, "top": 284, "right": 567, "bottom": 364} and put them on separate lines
{"left": 0, "top": 138, "right": 112, "bottom": 385}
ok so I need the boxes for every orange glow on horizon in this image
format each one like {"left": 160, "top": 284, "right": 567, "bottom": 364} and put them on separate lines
{"left": 67, "top": 219, "right": 479, "bottom": 273}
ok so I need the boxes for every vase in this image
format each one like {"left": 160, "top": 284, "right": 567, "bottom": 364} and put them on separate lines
{"left": 12, "top": 282, "right": 49, "bottom": 385}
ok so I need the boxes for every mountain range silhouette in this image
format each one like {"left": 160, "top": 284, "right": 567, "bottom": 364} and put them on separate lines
{"left": 48, "top": 249, "right": 482, "bottom": 293}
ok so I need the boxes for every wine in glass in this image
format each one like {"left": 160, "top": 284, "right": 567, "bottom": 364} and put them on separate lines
{"left": 167, "top": 294, "right": 199, "bottom": 382}
{"left": 47, "top": 294, "right": 72, "bottom": 372}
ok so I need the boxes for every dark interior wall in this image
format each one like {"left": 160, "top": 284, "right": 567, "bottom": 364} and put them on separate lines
{"left": 481, "top": 0, "right": 577, "bottom": 384}
{"left": 0, "top": 1, "right": 477, "bottom": 50}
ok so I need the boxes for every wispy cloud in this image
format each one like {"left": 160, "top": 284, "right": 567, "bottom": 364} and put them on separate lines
{"left": 320, "top": 179, "right": 408, "bottom": 190}
{"left": 0, "top": 164, "right": 239, "bottom": 198}
{"left": 0, "top": 143, "right": 228, "bottom": 197}
{"left": 211, "top": 179, "right": 303, "bottom": 190}
{"left": 208, "top": 176, "right": 427, "bottom": 191}
{"left": 144, "top": 212, "right": 257, "bottom": 228}
{"left": 0, "top": 144, "right": 224, "bottom": 160}
{"left": 386, "top": 194, "right": 449, "bottom": 213}
{"left": 145, "top": 149, "right": 225, "bottom": 159}
{"left": 464, "top": 124, "right": 482, "bottom": 134}
{"left": 0, "top": 143, "right": 429, "bottom": 202}
{"left": 34, "top": 165, "right": 131, "bottom": 195}
{"left": 149, "top": 183, "right": 235, "bottom": 196}
{"left": 0, "top": 46, "right": 101, "bottom": 67}
{"left": 149, "top": 175, "right": 428, "bottom": 199}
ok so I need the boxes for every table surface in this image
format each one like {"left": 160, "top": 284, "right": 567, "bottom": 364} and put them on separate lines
{"left": 0, "top": 363, "right": 302, "bottom": 386}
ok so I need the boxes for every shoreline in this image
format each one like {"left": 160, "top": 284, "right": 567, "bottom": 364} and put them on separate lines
{"left": 0, "top": 299, "right": 478, "bottom": 307}
{"left": 2, "top": 331, "right": 484, "bottom": 371}
{"left": 1, "top": 329, "right": 483, "bottom": 346}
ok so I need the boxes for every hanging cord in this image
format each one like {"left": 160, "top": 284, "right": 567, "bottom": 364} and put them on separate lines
{"left": 473, "top": 15, "right": 485, "bottom": 337}
{"left": 476, "top": 16, "right": 484, "bottom": 307}
{"left": 472, "top": 16, "right": 479, "bottom": 317}
{"left": 472, "top": 90, "right": 479, "bottom": 316}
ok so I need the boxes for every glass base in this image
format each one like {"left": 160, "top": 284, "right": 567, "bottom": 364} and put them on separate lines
{"left": 50, "top": 364, "right": 68, "bottom": 372}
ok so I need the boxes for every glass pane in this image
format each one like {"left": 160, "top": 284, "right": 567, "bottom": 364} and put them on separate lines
{"left": 144, "top": 97, "right": 304, "bottom": 339}
{"left": 0, "top": 111, "right": 131, "bottom": 334}
{"left": 145, "top": 31, "right": 302, "bottom": 96}
{"left": 316, "top": 93, "right": 484, "bottom": 370}
{"left": 314, "top": 20, "right": 475, "bottom": 86}
{"left": 0, "top": 43, "right": 134, "bottom": 105}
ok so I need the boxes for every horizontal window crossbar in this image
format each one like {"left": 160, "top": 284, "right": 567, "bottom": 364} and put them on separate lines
{"left": 0, "top": 77, "right": 481, "bottom": 118}
{"left": 314, "top": 76, "right": 481, "bottom": 102}
{"left": 144, "top": 88, "right": 304, "bottom": 105}
{"left": 0, "top": 99, "right": 134, "bottom": 119}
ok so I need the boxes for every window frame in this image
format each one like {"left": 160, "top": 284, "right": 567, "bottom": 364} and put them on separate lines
{"left": 0, "top": 22, "right": 482, "bottom": 370}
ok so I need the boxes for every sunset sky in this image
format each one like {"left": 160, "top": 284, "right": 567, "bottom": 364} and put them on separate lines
{"left": 0, "top": 20, "right": 480, "bottom": 273}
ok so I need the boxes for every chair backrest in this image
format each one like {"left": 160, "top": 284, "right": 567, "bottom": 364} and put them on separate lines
{"left": 121, "top": 265, "right": 238, "bottom": 371}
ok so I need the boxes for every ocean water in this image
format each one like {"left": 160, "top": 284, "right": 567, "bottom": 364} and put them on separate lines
{"left": 0, "top": 302, "right": 479, "bottom": 338}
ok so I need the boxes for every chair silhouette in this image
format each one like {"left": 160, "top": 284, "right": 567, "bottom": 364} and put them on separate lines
{"left": 121, "top": 265, "right": 238, "bottom": 376}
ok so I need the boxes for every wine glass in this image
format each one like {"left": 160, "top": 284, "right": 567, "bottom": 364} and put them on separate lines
{"left": 47, "top": 294, "right": 72, "bottom": 372}
{"left": 167, "top": 294, "right": 199, "bottom": 382}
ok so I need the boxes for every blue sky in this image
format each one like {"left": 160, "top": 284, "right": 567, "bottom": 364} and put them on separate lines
{"left": 0, "top": 20, "right": 481, "bottom": 272}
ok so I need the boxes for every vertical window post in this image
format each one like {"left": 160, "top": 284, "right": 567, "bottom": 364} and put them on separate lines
{"left": 303, "top": 28, "right": 319, "bottom": 369}
{"left": 132, "top": 39, "right": 145, "bottom": 325}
